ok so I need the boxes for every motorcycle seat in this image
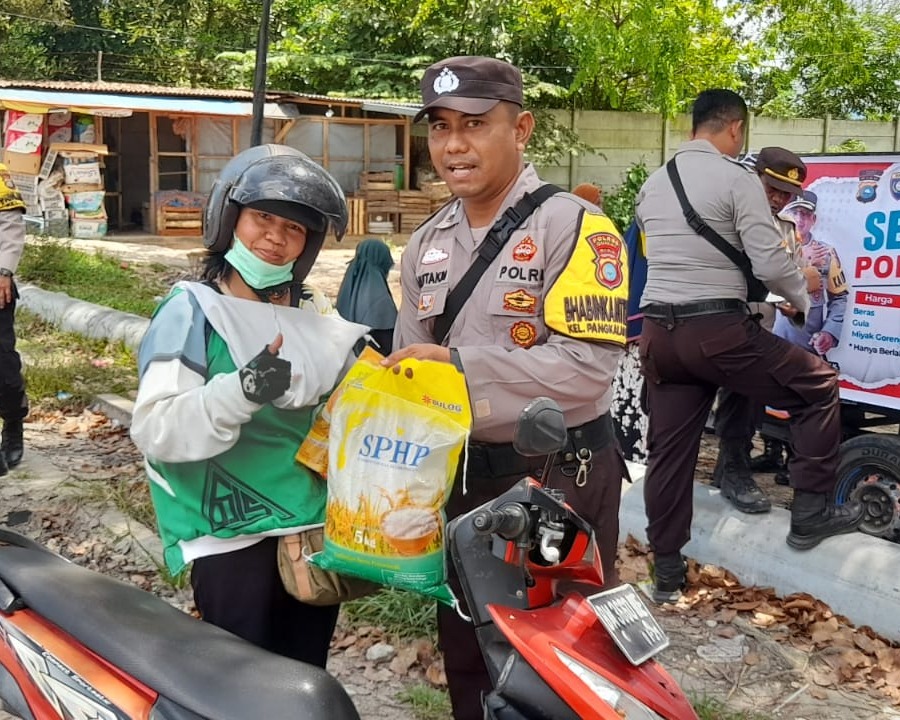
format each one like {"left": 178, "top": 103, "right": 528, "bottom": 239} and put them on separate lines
{"left": 0, "top": 533, "right": 359, "bottom": 720}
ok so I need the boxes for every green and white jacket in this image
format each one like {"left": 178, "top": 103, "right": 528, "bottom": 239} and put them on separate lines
{"left": 130, "top": 281, "right": 367, "bottom": 574}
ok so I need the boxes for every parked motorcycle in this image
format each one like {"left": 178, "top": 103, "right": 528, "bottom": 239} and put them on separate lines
{"left": 447, "top": 397, "right": 699, "bottom": 720}
{"left": 0, "top": 529, "right": 361, "bottom": 720}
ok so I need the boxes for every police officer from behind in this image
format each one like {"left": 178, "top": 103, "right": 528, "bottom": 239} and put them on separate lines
{"left": 712, "top": 147, "right": 822, "bottom": 507}
{"left": 636, "top": 89, "right": 863, "bottom": 604}
{"left": 0, "top": 165, "right": 28, "bottom": 476}
{"left": 382, "top": 55, "right": 630, "bottom": 720}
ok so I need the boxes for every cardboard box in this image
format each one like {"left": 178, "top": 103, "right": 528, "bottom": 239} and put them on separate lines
{"left": 70, "top": 217, "right": 107, "bottom": 239}
{"left": 8, "top": 172, "right": 39, "bottom": 194}
{"left": 3, "top": 150, "right": 42, "bottom": 176}
{"left": 43, "top": 208, "right": 68, "bottom": 221}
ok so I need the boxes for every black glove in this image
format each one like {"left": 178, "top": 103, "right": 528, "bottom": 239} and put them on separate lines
{"left": 239, "top": 345, "right": 292, "bottom": 403}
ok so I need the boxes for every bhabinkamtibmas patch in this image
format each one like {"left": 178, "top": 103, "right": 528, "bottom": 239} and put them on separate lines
{"left": 544, "top": 211, "right": 628, "bottom": 344}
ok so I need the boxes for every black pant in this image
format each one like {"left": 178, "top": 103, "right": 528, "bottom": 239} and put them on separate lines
{"left": 0, "top": 284, "right": 27, "bottom": 422}
{"left": 640, "top": 311, "right": 840, "bottom": 557}
{"left": 438, "top": 432, "right": 627, "bottom": 720}
{"left": 190, "top": 537, "right": 339, "bottom": 668}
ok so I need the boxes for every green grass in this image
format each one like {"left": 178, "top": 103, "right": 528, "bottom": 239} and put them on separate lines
{"left": 18, "top": 239, "right": 169, "bottom": 317}
{"left": 18, "top": 309, "right": 139, "bottom": 408}
{"left": 343, "top": 588, "right": 438, "bottom": 643}
{"left": 397, "top": 684, "right": 451, "bottom": 720}
{"left": 692, "top": 695, "right": 770, "bottom": 720}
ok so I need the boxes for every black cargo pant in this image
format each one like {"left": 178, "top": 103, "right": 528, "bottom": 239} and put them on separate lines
{"left": 714, "top": 301, "right": 775, "bottom": 443}
{"left": 639, "top": 306, "right": 839, "bottom": 557}
{"left": 438, "top": 415, "right": 628, "bottom": 720}
{"left": 191, "top": 537, "right": 339, "bottom": 668}
{"left": 0, "top": 285, "right": 27, "bottom": 423}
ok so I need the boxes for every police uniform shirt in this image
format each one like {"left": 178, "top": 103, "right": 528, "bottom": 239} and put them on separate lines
{"left": 636, "top": 139, "right": 809, "bottom": 317}
{"left": 0, "top": 165, "right": 26, "bottom": 273}
{"left": 394, "top": 164, "right": 626, "bottom": 444}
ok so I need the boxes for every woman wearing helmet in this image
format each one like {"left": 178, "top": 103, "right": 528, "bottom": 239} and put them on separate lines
{"left": 130, "top": 145, "right": 367, "bottom": 667}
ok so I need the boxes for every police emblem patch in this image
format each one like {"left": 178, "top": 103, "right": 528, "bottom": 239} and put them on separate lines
{"left": 434, "top": 68, "right": 460, "bottom": 95}
{"left": 422, "top": 247, "right": 449, "bottom": 265}
{"left": 510, "top": 321, "right": 537, "bottom": 348}
{"left": 503, "top": 289, "right": 537, "bottom": 313}
{"left": 419, "top": 293, "right": 435, "bottom": 312}
{"left": 512, "top": 236, "right": 537, "bottom": 262}
{"left": 587, "top": 232, "right": 625, "bottom": 290}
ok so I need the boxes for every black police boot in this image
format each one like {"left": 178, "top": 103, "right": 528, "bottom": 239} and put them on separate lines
{"left": 651, "top": 552, "right": 687, "bottom": 604}
{"left": 749, "top": 438, "right": 785, "bottom": 473}
{"left": 716, "top": 440, "right": 772, "bottom": 513}
{"left": 786, "top": 491, "right": 865, "bottom": 550}
{"left": 1, "top": 419, "right": 23, "bottom": 469}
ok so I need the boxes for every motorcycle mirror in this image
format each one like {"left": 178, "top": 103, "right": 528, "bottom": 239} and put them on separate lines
{"left": 513, "top": 397, "right": 568, "bottom": 457}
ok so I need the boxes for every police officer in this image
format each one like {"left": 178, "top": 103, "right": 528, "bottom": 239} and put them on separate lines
{"left": 0, "top": 165, "right": 28, "bottom": 475}
{"left": 636, "top": 89, "right": 863, "bottom": 604}
{"left": 382, "top": 55, "right": 629, "bottom": 720}
{"left": 712, "top": 147, "right": 822, "bottom": 507}
{"left": 775, "top": 190, "right": 848, "bottom": 354}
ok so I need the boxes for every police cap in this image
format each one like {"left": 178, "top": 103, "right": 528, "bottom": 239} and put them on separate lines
{"left": 415, "top": 56, "right": 523, "bottom": 123}
{"left": 755, "top": 147, "right": 807, "bottom": 195}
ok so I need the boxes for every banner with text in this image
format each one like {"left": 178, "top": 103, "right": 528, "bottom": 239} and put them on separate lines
{"left": 797, "top": 154, "right": 900, "bottom": 411}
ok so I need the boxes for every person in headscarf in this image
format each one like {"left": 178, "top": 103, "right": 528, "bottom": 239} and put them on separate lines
{"left": 335, "top": 238, "right": 398, "bottom": 352}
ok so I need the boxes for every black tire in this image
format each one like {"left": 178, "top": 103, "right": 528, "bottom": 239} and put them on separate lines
{"left": 835, "top": 434, "right": 900, "bottom": 540}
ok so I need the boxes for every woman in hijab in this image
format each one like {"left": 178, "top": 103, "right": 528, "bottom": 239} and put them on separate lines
{"left": 335, "top": 238, "right": 398, "bottom": 352}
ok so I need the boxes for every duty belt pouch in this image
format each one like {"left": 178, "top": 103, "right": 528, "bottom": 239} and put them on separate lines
{"left": 665, "top": 159, "right": 768, "bottom": 302}
{"left": 432, "top": 184, "right": 562, "bottom": 344}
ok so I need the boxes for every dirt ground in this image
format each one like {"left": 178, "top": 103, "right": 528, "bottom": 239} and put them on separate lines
{"left": 7, "top": 234, "right": 900, "bottom": 719}
{"left": 3, "top": 412, "right": 900, "bottom": 720}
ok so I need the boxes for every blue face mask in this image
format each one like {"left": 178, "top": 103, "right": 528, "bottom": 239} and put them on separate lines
{"left": 224, "top": 233, "right": 294, "bottom": 289}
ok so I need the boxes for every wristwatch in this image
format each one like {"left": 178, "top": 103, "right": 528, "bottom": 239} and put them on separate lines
{"left": 0, "top": 269, "right": 12, "bottom": 278}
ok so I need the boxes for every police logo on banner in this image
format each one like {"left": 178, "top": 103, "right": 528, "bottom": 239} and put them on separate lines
{"left": 891, "top": 171, "right": 900, "bottom": 201}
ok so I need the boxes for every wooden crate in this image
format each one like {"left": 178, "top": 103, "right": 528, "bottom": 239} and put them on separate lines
{"left": 158, "top": 207, "right": 203, "bottom": 236}
{"left": 400, "top": 212, "right": 431, "bottom": 234}
{"left": 365, "top": 189, "right": 399, "bottom": 213}
{"left": 398, "top": 190, "right": 431, "bottom": 214}
{"left": 348, "top": 196, "right": 366, "bottom": 235}
{"left": 359, "top": 171, "right": 396, "bottom": 192}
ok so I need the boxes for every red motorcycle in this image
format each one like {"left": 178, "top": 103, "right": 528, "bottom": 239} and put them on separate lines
{"left": 0, "top": 529, "right": 360, "bottom": 720}
{"left": 448, "top": 397, "right": 698, "bottom": 720}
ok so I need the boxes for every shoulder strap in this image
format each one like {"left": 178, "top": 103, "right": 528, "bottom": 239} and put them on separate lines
{"left": 432, "top": 184, "right": 562, "bottom": 344}
{"left": 665, "top": 158, "right": 752, "bottom": 272}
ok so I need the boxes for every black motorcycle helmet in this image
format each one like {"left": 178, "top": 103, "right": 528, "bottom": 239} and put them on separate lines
{"left": 204, "top": 144, "right": 348, "bottom": 284}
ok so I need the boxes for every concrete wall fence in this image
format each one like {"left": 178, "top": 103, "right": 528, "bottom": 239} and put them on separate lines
{"left": 534, "top": 109, "right": 900, "bottom": 194}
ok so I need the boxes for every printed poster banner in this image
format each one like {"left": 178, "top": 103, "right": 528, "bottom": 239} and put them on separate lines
{"left": 795, "top": 154, "right": 900, "bottom": 411}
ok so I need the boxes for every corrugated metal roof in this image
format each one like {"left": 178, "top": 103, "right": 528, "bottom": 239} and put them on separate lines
{"left": 0, "top": 79, "right": 276, "bottom": 101}
{"left": 0, "top": 79, "right": 422, "bottom": 114}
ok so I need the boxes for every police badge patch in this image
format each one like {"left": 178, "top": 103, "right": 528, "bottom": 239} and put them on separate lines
{"left": 587, "top": 232, "right": 625, "bottom": 290}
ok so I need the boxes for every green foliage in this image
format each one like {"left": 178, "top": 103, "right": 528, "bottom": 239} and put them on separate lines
{"left": 18, "top": 240, "right": 169, "bottom": 317}
{"left": 342, "top": 588, "right": 438, "bottom": 642}
{"left": 827, "top": 138, "right": 867, "bottom": 153}
{"left": 602, "top": 161, "right": 650, "bottom": 234}
{"left": 527, "top": 110, "right": 601, "bottom": 168}
{"left": 397, "top": 684, "right": 451, "bottom": 720}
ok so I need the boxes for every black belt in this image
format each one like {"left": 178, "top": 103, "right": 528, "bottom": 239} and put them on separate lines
{"left": 466, "top": 412, "right": 615, "bottom": 478}
{"left": 641, "top": 299, "right": 747, "bottom": 320}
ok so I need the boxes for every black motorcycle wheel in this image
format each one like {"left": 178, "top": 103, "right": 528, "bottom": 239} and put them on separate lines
{"left": 834, "top": 434, "right": 900, "bottom": 541}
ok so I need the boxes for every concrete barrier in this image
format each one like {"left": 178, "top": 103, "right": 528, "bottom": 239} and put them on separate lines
{"left": 19, "top": 284, "right": 149, "bottom": 351}
{"left": 619, "top": 465, "right": 900, "bottom": 642}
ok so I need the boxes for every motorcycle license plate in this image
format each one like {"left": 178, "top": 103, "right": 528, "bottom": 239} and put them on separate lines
{"left": 587, "top": 584, "right": 669, "bottom": 665}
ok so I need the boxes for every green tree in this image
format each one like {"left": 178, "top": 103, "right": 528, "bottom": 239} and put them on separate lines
{"left": 746, "top": 0, "right": 900, "bottom": 119}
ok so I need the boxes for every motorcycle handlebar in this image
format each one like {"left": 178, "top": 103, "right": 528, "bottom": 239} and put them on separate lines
{"left": 471, "top": 504, "right": 530, "bottom": 540}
